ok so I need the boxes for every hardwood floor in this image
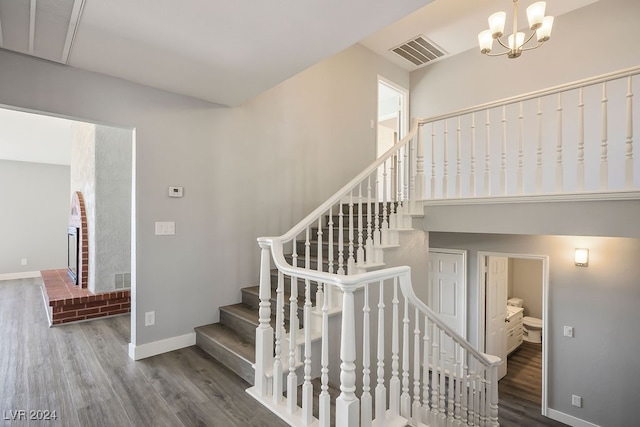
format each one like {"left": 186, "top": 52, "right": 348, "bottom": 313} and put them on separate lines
{"left": 1, "top": 278, "right": 566, "bottom": 426}
{"left": 0, "top": 278, "right": 286, "bottom": 427}
{"left": 498, "top": 342, "right": 567, "bottom": 427}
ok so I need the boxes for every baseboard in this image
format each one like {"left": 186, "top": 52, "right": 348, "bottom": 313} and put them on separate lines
{"left": 0, "top": 271, "right": 42, "bottom": 281}
{"left": 128, "top": 332, "right": 196, "bottom": 360}
{"left": 547, "top": 408, "right": 601, "bottom": 427}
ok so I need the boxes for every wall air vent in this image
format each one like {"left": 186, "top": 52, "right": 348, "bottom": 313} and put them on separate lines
{"left": 391, "top": 35, "right": 446, "bottom": 67}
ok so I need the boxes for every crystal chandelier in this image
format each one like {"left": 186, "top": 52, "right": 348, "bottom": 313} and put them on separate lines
{"left": 478, "top": 0, "right": 554, "bottom": 58}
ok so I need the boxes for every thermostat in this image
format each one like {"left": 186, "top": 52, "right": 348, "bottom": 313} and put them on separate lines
{"left": 168, "top": 186, "right": 183, "bottom": 198}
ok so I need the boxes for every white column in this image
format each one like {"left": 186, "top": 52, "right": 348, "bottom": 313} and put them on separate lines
{"left": 470, "top": 113, "right": 477, "bottom": 197}
{"left": 517, "top": 102, "right": 524, "bottom": 194}
{"left": 556, "top": 93, "right": 564, "bottom": 192}
{"left": 319, "top": 285, "right": 331, "bottom": 427}
{"left": 484, "top": 110, "right": 491, "bottom": 196}
{"left": 442, "top": 120, "right": 449, "bottom": 198}
{"left": 500, "top": 106, "right": 507, "bottom": 195}
{"left": 536, "top": 98, "right": 543, "bottom": 193}
{"left": 361, "top": 286, "right": 372, "bottom": 427}
{"left": 415, "top": 124, "right": 425, "bottom": 200}
{"left": 625, "top": 76, "right": 635, "bottom": 189}
{"left": 600, "top": 82, "right": 609, "bottom": 190}
{"left": 456, "top": 117, "right": 462, "bottom": 197}
{"left": 375, "top": 280, "right": 387, "bottom": 424}
{"left": 577, "top": 88, "right": 585, "bottom": 192}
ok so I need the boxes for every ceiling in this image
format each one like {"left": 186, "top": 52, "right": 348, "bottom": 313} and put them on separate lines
{"left": 0, "top": 0, "right": 598, "bottom": 108}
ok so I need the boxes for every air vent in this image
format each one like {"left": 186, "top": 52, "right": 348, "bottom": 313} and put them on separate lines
{"left": 391, "top": 35, "right": 446, "bottom": 67}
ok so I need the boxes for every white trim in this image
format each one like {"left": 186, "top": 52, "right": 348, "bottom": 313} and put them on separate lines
{"left": 547, "top": 409, "right": 601, "bottom": 427}
{"left": 421, "top": 190, "right": 640, "bottom": 206}
{"left": 128, "top": 332, "right": 195, "bottom": 360}
{"left": 0, "top": 271, "right": 42, "bottom": 281}
{"left": 478, "top": 251, "right": 550, "bottom": 417}
{"left": 377, "top": 76, "right": 409, "bottom": 140}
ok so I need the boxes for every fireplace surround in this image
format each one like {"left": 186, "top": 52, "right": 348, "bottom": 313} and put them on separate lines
{"left": 68, "top": 191, "right": 88, "bottom": 288}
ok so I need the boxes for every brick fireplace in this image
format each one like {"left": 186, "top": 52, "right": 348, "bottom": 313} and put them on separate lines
{"left": 68, "top": 191, "right": 88, "bottom": 288}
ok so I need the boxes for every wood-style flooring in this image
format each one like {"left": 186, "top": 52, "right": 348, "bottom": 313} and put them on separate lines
{"left": 1, "top": 278, "right": 566, "bottom": 426}
{"left": 0, "top": 278, "right": 286, "bottom": 427}
{"left": 498, "top": 342, "right": 567, "bottom": 427}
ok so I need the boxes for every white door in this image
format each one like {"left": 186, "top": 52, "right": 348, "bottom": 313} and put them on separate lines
{"left": 428, "top": 250, "right": 466, "bottom": 347}
{"left": 486, "top": 256, "right": 508, "bottom": 380}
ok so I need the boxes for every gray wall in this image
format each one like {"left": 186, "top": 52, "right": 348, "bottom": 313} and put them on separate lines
{"left": 508, "top": 258, "right": 543, "bottom": 319}
{"left": 0, "top": 159, "right": 70, "bottom": 274}
{"left": 0, "top": 43, "right": 409, "bottom": 346}
{"left": 428, "top": 232, "right": 640, "bottom": 427}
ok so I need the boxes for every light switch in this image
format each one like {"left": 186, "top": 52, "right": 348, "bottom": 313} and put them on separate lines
{"left": 155, "top": 221, "right": 175, "bottom": 235}
{"left": 563, "top": 326, "right": 574, "bottom": 338}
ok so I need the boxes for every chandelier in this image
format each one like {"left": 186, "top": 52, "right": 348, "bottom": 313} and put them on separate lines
{"left": 478, "top": 0, "right": 554, "bottom": 58}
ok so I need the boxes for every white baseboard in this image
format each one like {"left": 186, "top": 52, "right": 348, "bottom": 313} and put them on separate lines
{"left": 0, "top": 271, "right": 42, "bottom": 281}
{"left": 547, "top": 408, "right": 601, "bottom": 427}
{"left": 128, "top": 332, "right": 196, "bottom": 360}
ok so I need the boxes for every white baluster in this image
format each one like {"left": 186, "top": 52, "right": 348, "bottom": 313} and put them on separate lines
{"left": 338, "top": 203, "right": 344, "bottom": 275}
{"left": 456, "top": 117, "right": 462, "bottom": 197}
{"left": 366, "top": 176, "right": 373, "bottom": 263}
{"left": 517, "top": 101, "right": 524, "bottom": 194}
{"left": 361, "top": 285, "right": 372, "bottom": 427}
{"left": 357, "top": 184, "right": 365, "bottom": 265}
{"left": 601, "top": 82, "right": 609, "bottom": 190}
{"left": 336, "top": 287, "right": 359, "bottom": 427}
{"left": 473, "top": 371, "right": 480, "bottom": 426}
{"left": 255, "top": 242, "right": 274, "bottom": 396}
{"left": 556, "top": 93, "right": 564, "bottom": 192}
{"left": 454, "top": 343, "right": 461, "bottom": 427}
{"left": 404, "top": 143, "right": 410, "bottom": 206}
{"left": 422, "top": 317, "right": 431, "bottom": 422}
{"left": 480, "top": 376, "right": 488, "bottom": 427}
{"left": 316, "top": 218, "right": 324, "bottom": 313}
{"left": 302, "top": 276, "right": 313, "bottom": 425}
{"left": 626, "top": 76, "right": 634, "bottom": 189}
{"left": 470, "top": 113, "right": 477, "bottom": 197}
{"left": 390, "top": 278, "right": 400, "bottom": 416}
{"left": 374, "top": 177, "right": 381, "bottom": 247}
{"left": 447, "top": 348, "right": 455, "bottom": 426}
{"left": 484, "top": 110, "right": 491, "bottom": 196}
{"left": 287, "top": 274, "right": 299, "bottom": 414}
{"left": 577, "top": 87, "right": 585, "bottom": 192}
{"left": 536, "top": 98, "right": 543, "bottom": 193}
{"left": 375, "top": 280, "right": 387, "bottom": 425}
{"left": 416, "top": 124, "right": 425, "bottom": 200}
{"left": 273, "top": 271, "right": 284, "bottom": 403}
{"left": 381, "top": 161, "right": 389, "bottom": 245}
{"left": 412, "top": 308, "right": 422, "bottom": 425}
{"left": 501, "top": 105, "right": 507, "bottom": 195}
{"left": 438, "top": 333, "right": 446, "bottom": 424}
{"left": 328, "top": 210, "right": 334, "bottom": 275}
{"left": 430, "top": 323, "right": 440, "bottom": 425}
{"left": 410, "top": 137, "right": 416, "bottom": 213}
{"left": 461, "top": 350, "right": 469, "bottom": 426}
{"left": 348, "top": 192, "right": 355, "bottom": 274}
{"left": 443, "top": 120, "right": 449, "bottom": 198}
{"left": 431, "top": 123, "right": 437, "bottom": 198}
{"left": 319, "top": 284, "right": 330, "bottom": 427}
{"left": 401, "top": 296, "right": 411, "bottom": 418}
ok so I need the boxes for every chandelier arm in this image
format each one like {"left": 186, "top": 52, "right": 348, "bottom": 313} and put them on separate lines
{"left": 495, "top": 37, "right": 511, "bottom": 50}
{"left": 484, "top": 51, "right": 510, "bottom": 57}
{"left": 522, "top": 40, "right": 546, "bottom": 52}
{"left": 521, "top": 31, "right": 538, "bottom": 48}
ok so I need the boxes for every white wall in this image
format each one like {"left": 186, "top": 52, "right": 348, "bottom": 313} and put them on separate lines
{"left": 0, "top": 160, "right": 70, "bottom": 274}
{"left": 508, "top": 258, "right": 543, "bottom": 319}
{"left": 410, "top": 0, "right": 640, "bottom": 118}
{"left": 0, "top": 43, "right": 409, "bottom": 347}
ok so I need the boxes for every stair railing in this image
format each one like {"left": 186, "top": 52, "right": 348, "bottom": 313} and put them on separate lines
{"left": 249, "top": 241, "right": 501, "bottom": 427}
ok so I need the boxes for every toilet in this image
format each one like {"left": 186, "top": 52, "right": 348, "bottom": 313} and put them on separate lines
{"left": 507, "top": 298, "right": 543, "bottom": 343}
{"left": 523, "top": 316, "right": 543, "bottom": 343}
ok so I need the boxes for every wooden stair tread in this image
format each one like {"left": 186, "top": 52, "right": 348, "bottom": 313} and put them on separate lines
{"left": 220, "top": 303, "right": 259, "bottom": 327}
{"left": 195, "top": 322, "right": 255, "bottom": 364}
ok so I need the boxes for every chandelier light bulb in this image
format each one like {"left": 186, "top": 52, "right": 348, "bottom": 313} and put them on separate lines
{"left": 478, "top": 30, "right": 494, "bottom": 54}
{"left": 537, "top": 16, "right": 554, "bottom": 42}
{"left": 526, "top": 2, "right": 547, "bottom": 30}
{"left": 488, "top": 11, "right": 506, "bottom": 38}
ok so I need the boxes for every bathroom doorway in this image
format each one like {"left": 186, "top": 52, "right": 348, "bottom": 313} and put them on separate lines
{"left": 478, "top": 252, "right": 550, "bottom": 415}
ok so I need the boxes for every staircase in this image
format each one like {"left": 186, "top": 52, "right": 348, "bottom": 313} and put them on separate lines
{"left": 195, "top": 203, "right": 398, "bottom": 388}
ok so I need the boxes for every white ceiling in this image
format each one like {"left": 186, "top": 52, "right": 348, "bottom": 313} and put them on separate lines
{"left": 0, "top": 0, "right": 598, "bottom": 106}
{"left": 0, "top": 0, "right": 599, "bottom": 165}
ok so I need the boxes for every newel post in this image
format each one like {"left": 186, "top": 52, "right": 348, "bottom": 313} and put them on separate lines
{"left": 336, "top": 286, "right": 360, "bottom": 427}
{"left": 255, "top": 240, "right": 274, "bottom": 396}
{"left": 488, "top": 362, "right": 500, "bottom": 427}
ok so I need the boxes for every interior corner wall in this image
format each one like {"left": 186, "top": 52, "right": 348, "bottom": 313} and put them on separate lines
{"left": 70, "top": 122, "right": 97, "bottom": 291}
{"left": 0, "top": 159, "right": 70, "bottom": 274}
{"left": 410, "top": 0, "right": 640, "bottom": 118}
{"left": 428, "top": 232, "right": 640, "bottom": 427}
{"left": 94, "top": 125, "right": 132, "bottom": 293}
{"left": 508, "top": 258, "right": 543, "bottom": 319}
{"left": 0, "top": 42, "right": 409, "bottom": 347}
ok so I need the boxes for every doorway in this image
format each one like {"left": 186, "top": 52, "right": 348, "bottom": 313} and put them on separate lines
{"left": 478, "top": 252, "right": 550, "bottom": 415}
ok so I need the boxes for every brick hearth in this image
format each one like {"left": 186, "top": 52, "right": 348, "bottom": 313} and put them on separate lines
{"left": 41, "top": 269, "right": 130, "bottom": 325}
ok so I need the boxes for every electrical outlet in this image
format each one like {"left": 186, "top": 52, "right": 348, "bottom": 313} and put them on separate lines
{"left": 21, "top": 258, "right": 27, "bottom": 265}
{"left": 144, "top": 311, "right": 155, "bottom": 326}
{"left": 572, "top": 394, "right": 582, "bottom": 407}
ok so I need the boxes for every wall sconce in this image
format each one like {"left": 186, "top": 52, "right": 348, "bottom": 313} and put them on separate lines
{"left": 575, "top": 248, "right": 589, "bottom": 267}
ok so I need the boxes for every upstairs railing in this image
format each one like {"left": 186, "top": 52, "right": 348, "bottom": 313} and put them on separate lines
{"left": 248, "top": 65, "right": 640, "bottom": 427}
